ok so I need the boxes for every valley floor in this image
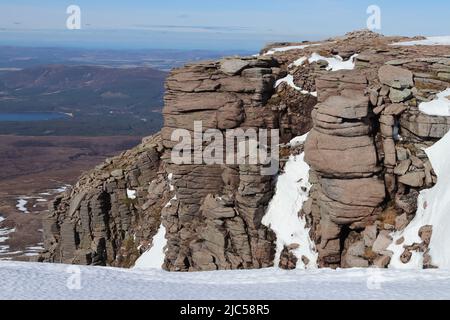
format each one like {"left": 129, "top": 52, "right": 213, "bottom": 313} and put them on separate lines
{"left": 1, "top": 261, "right": 450, "bottom": 300}
{"left": 0, "top": 135, "right": 142, "bottom": 261}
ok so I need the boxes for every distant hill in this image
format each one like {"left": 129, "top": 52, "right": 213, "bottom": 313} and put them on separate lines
{"left": 0, "top": 46, "right": 252, "bottom": 136}
{"left": 0, "top": 64, "right": 166, "bottom": 91}
{"left": 0, "top": 65, "right": 167, "bottom": 136}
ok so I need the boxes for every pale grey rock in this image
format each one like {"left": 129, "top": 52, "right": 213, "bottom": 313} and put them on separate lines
{"left": 398, "top": 171, "right": 425, "bottom": 187}
{"left": 220, "top": 59, "right": 250, "bottom": 75}
{"left": 372, "top": 231, "right": 393, "bottom": 255}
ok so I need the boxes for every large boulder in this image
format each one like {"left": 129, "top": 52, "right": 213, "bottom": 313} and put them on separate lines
{"left": 220, "top": 58, "right": 250, "bottom": 75}
{"left": 304, "top": 129, "right": 379, "bottom": 177}
{"left": 320, "top": 177, "right": 385, "bottom": 207}
{"left": 378, "top": 65, "right": 414, "bottom": 89}
{"left": 319, "top": 192, "right": 378, "bottom": 224}
{"left": 316, "top": 95, "right": 369, "bottom": 119}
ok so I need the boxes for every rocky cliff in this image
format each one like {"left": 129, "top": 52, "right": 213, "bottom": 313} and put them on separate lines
{"left": 40, "top": 135, "right": 170, "bottom": 267}
{"left": 40, "top": 30, "right": 450, "bottom": 270}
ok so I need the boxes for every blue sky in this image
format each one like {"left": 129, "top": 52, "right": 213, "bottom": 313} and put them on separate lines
{"left": 0, "top": 0, "right": 449, "bottom": 50}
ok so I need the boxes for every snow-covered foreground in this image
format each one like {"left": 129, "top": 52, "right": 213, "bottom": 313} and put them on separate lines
{"left": 1, "top": 261, "right": 450, "bottom": 300}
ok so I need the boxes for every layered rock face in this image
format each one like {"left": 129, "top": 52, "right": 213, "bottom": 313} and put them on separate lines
{"left": 41, "top": 55, "right": 314, "bottom": 271}
{"left": 40, "top": 135, "right": 170, "bottom": 267}
{"left": 161, "top": 57, "right": 282, "bottom": 271}
{"left": 301, "top": 38, "right": 450, "bottom": 268}
{"left": 40, "top": 30, "right": 450, "bottom": 270}
{"left": 304, "top": 82, "right": 386, "bottom": 267}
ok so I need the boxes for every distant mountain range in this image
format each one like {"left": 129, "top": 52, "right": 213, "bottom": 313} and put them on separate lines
{"left": 0, "top": 46, "right": 253, "bottom": 70}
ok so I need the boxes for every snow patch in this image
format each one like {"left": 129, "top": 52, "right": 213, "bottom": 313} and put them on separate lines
{"left": 167, "top": 173, "right": 174, "bottom": 191}
{"left": 26, "top": 245, "right": 44, "bottom": 251}
{"left": 16, "top": 199, "right": 29, "bottom": 214}
{"left": 264, "top": 43, "right": 322, "bottom": 55}
{"left": 164, "top": 195, "right": 177, "bottom": 208}
{"left": 37, "top": 185, "right": 71, "bottom": 199}
{"left": 0, "top": 216, "right": 15, "bottom": 253}
{"left": 275, "top": 74, "right": 301, "bottom": 90}
{"left": 308, "top": 53, "right": 358, "bottom": 71}
{"left": 389, "top": 130, "right": 450, "bottom": 269}
{"left": 133, "top": 224, "right": 167, "bottom": 269}
{"left": 275, "top": 74, "right": 317, "bottom": 96}
{"left": 163, "top": 173, "right": 177, "bottom": 208}
{"left": 0, "top": 250, "right": 21, "bottom": 257}
{"left": 54, "top": 187, "right": 66, "bottom": 193}
{"left": 23, "top": 253, "right": 39, "bottom": 257}
{"left": 288, "top": 133, "right": 309, "bottom": 148}
{"left": 23, "top": 244, "right": 44, "bottom": 257}
{"left": 418, "top": 88, "right": 450, "bottom": 117}
{"left": 289, "top": 56, "right": 307, "bottom": 68}
{"left": 0, "top": 228, "right": 14, "bottom": 243}
{"left": 0, "top": 214, "right": 12, "bottom": 244}
{"left": 392, "top": 36, "right": 450, "bottom": 46}
{"left": 262, "top": 148, "right": 318, "bottom": 269}
{"left": 126, "top": 188, "right": 137, "bottom": 200}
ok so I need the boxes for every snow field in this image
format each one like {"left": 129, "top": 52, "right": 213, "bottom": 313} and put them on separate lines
{"left": 2, "top": 261, "right": 450, "bottom": 299}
